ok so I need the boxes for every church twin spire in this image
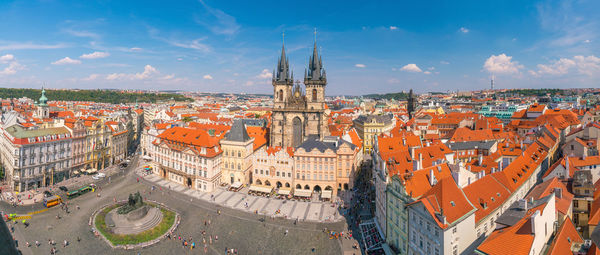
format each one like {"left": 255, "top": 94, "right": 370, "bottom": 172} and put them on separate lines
{"left": 273, "top": 31, "right": 326, "bottom": 85}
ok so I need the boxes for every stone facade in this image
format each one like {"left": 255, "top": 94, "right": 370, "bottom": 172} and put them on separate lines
{"left": 270, "top": 41, "right": 328, "bottom": 148}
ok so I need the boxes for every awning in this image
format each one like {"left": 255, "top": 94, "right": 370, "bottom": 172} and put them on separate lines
{"left": 321, "top": 190, "right": 332, "bottom": 199}
{"left": 86, "top": 169, "right": 97, "bottom": 174}
{"left": 143, "top": 155, "right": 152, "bottom": 160}
{"left": 277, "top": 188, "right": 292, "bottom": 196}
{"left": 294, "top": 189, "right": 312, "bottom": 197}
{"left": 249, "top": 185, "right": 272, "bottom": 194}
{"left": 231, "top": 182, "right": 243, "bottom": 189}
{"left": 72, "top": 170, "right": 79, "bottom": 175}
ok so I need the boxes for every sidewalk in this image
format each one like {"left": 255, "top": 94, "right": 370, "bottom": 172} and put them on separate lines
{"left": 136, "top": 167, "right": 345, "bottom": 223}
{"left": 0, "top": 163, "right": 124, "bottom": 207}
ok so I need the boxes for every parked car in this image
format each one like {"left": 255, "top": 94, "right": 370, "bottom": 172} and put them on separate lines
{"left": 59, "top": 186, "right": 68, "bottom": 192}
{"left": 43, "top": 190, "right": 52, "bottom": 197}
{"left": 92, "top": 173, "right": 106, "bottom": 180}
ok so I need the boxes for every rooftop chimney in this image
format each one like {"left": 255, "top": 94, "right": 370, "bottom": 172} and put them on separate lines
{"left": 479, "top": 154, "right": 483, "bottom": 166}
{"left": 520, "top": 199, "right": 528, "bottom": 211}
{"left": 429, "top": 169, "right": 437, "bottom": 186}
{"left": 554, "top": 188, "right": 562, "bottom": 199}
{"left": 418, "top": 153, "right": 423, "bottom": 169}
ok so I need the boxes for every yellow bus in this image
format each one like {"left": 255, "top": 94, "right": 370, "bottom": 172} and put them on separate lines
{"left": 43, "top": 195, "right": 62, "bottom": 208}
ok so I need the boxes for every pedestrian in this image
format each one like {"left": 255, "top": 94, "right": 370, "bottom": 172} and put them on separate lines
{"left": 35, "top": 240, "right": 39, "bottom": 247}
{"left": 285, "top": 229, "right": 288, "bottom": 236}
{"left": 77, "top": 236, "right": 81, "bottom": 242}
{"left": 63, "top": 239, "right": 68, "bottom": 247}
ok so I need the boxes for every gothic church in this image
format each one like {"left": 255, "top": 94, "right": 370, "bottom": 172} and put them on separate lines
{"left": 270, "top": 38, "right": 329, "bottom": 148}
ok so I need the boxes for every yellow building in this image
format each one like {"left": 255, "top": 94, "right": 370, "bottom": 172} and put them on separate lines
{"left": 220, "top": 120, "right": 254, "bottom": 185}
{"left": 353, "top": 114, "right": 395, "bottom": 154}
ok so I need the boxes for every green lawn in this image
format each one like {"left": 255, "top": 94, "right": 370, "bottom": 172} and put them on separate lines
{"left": 95, "top": 202, "right": 176, "bottom": 246}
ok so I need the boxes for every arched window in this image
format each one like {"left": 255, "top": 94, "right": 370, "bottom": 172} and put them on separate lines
{"left": 312, "top": 89, "right": 317, "bottom": 101}
{"left": 279, "top": 89, "right": 284, "bottom": 101}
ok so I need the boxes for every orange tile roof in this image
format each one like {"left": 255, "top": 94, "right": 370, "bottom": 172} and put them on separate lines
{"left": 450, "top": 127, "right": 495, "bottom": 142}
{"left": 155, "top": 126, "right": 222, "bottom": 157}
{"left": 476, "top": 201, "right": 551, "bottom": 255}
{"left": 546, "top": 218, "right": 583, "bottom": 255}
{"left": 409, "top": 177, "right": 476, "bottom": 229}
{"left": 463, "top": 174, "right": 512, "bottom": 223}
{"left": 569, "top": 155, "right": 600, "bottom": 168}
{"left": 246, "top": 126, "right": 268, "bottom": 151}
{"left": 401, "top": 163, "right": 452, "bottom": 199}
{"left": 525, "top": 177, "right": 573, "bottom": 217}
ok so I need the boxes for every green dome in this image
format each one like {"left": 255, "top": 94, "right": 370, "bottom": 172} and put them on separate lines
{"left": 38, "top": 88, "right": 48, "bottom": 106}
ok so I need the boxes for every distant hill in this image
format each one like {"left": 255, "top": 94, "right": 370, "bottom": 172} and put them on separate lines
{"left": 363, "top": 92, "right": 409, "bottom": 100}
{"left": 0, "top": 88, "right": 192, "bottom": 104}
{"left": 495, "top": 88, "right": 563, "bottom": 97}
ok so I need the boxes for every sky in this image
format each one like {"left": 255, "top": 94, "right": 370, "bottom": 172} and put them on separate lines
{"left": 0, "top": 0, "right": 598, "bottom": 95}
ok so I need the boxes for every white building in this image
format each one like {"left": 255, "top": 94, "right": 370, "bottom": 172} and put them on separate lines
{"left": 0, "top": 124, "right": 73, "bottom": 191}
{"left": 151, "top": 126, "right": 222, "bottom": 192}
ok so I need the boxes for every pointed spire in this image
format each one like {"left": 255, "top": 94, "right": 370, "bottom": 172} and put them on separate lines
{"left": 275, "top": 32, "right": 291, "bottom": 83}
{"left": 308, "top": 29, "right": 323, "bottom": 81}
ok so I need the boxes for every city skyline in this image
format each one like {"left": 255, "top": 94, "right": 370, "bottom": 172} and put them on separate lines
{"left": 0, "top": 0, "right": 598, "bottom": 95}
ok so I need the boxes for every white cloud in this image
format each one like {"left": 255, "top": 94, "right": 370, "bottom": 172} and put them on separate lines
{"left": 483, "top": 54, "right": 523, "bottom": 74}
{"left": 80, "top": 51, "right": 110, "bottom": 59}
{"left": 531, "top": 55, "right": 600, "bottom": 76}
{"left": 106, "top": 65, "right": 158, "bottom": 80}
{"left": 130, "top": 47, "right": 143, "bottom": 52}
{"left": 424, "top": 71, "right": 432, "bottom": 75}
{"left": 196, "top": 0, "right": 240, "bottom": 35}
{"left": 162, "top": 74, "right": 175, "bottom": 80}
{"left": 389, "top": 26, "right": 398, "bottom": 31}
{"left": 170, "top": 38, "right": 211, "bottom": 52}
{"left": 203, "top": 74, "right": 213, "bottom": 80}
{"left": 460, "top": 27, "right": 469, "bottom": 33}
{"left": 0, "top": 42, "right": 67, "bottom": 51}
{"left": 440, "top": 61, "right": 450, "bottom": 65}
{"left": 63, "top": 29, "right": 99, "bottom": 39}
{"left": 428, "top": 67, "right": 435, "bottom": 70}
{"left": 0, "top": 61, "right": 23, "bottom": 75}
{"left": 355, "top": 64, "right": 366, "bottom": 68}
{"left": 584, "top": 39, "right": 591, "bottom": 43}
{"left": 0, "top": 54, "right": 23, "bottom": 75}
{"left": 82, "top": 74, "right": 99, "bottom": 81}
{"left": 0, "top": 54, "right": 15, "bottom": 63}
{"left": 52, "top": 57, "right": 81, "bottom": 65}
{"left": 387, "top": 78, "right": 400, "bottom": 84}
{"left": 256, "top": 69, "right": 272, "bottom": 79}
{"left": 400, "top": 64, "right": 422, "bottom": 73}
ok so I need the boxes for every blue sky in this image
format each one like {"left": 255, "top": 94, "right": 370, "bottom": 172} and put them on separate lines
{"left": 0, "top": 0, "right": 598, "bottom": 95}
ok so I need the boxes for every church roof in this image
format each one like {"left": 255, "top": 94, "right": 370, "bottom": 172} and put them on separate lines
{"left": 225, "top": 119, "right": 251, "bottom": 142}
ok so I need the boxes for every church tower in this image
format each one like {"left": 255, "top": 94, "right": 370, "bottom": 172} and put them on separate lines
{"left": 270, "top": 33, "right": 329, "bottom": 148}
{"left": 37, "top": 88, "right": 50, "bottom": 119}
{"left": 272, "top": 39, "right": 293, "bottom": 110}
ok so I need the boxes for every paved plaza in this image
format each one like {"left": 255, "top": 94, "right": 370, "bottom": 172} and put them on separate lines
{"left": 141, "top": 171, "right": 343, "bottom": 223}
{"left": 1, "top": 156, "right": 360, "bottom": 255}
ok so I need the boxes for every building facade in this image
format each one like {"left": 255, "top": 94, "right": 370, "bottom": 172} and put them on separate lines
{"left": 221, "top": 119, "right": 254, "bottom": 185}
{"left": 0, "top": 125, "right": 73, "bottom": 192}
{"left": 151, "top": 127, "right": 222, "bottom": 192}
{"left": 270, "top": 41, "right": 329, "bottom": 148}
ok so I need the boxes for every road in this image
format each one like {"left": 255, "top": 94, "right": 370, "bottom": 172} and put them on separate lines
{"left": 2, "top": 155, "right": 356, "bottom": 255}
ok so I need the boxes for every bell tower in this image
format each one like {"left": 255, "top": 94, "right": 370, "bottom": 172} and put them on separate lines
{"left": 304, "top": 31, "right": 326, "bottom": 111}
{"left": 272, "top": 33, "right": 293, "bottom": 110}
